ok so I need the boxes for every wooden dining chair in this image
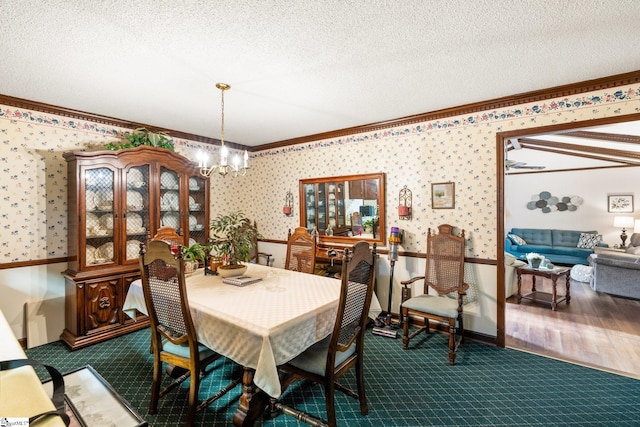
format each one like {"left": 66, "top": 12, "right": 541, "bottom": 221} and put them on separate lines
{"left": 284, "top": 226, "right": 316, "bottom": 274}
{"left": 274, "top": 241, "right": 377, "bottom": 426}
{"left": 400, "top": 224, "right": 468, "bottom": 365}
{"left": 139, "top": 237, "right": 239, "bottom": 426}
{"left": 249, "top": 221, "right": 272, "bottom": 265}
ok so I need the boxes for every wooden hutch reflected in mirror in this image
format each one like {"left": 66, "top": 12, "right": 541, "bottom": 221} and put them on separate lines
{"left": 299, "top": 173, "right": 385, "bottom": 246}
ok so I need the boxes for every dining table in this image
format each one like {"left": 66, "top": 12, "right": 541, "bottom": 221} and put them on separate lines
{"left": 123, "top": 262, "right": 381, "bottom": 426}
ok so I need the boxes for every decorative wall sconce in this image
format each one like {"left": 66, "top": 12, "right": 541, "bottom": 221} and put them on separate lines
{"left": 283, "top": 190, "right": 294, "bottom": 216}
{"left": 398, "top": 185, "right": 412, "bottom": 220}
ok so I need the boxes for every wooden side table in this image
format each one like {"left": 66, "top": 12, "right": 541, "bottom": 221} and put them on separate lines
{"left": 516, "top": 266, "right": 571, "bottom": 311}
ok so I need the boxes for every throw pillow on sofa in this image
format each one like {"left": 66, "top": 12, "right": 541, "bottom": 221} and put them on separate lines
{"left": 508, "top": 233, "right": 527, "bottom": 245}
{"left": 577, "top": 232, "right": 602, "bottom": 249}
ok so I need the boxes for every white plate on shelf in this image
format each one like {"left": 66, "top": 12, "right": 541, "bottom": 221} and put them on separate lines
{"left": 161, "top": 191, "right": 179, "bottom": 210}
{"left": 126, "top": 240, "right": 142, "bottom": 259}
{"left": 99, "top": 214, "right": 114, "bottom": 229}
{"left": 86, "top": 213, "right": 99, "bottom": 228}
{"left": 93, "top": 190, "right": 113, "bottom": 210}
{"left": 189, "top": 196, "right": 201, "bottom": 210}
{"left": 189, "top": 177, "right": 199, "bottom": 191}
{"left": 189, "top": 215, "right": 197, "bottom": 230}
{"left": 98, "top": 242, "right": 114, "bottom": 260}
{"left": 127, "top": 213, "right": 144, "bottom": 232}
{"left": 127, "top": 190, "right": 144, "bottom": 211}
{"left": 128, "top": 169, "right": 145, "bottom": 188}
{"left": 161, "top": 171, "right": 178, "bottom": 189}
{"left": 162, "top": 212, "right": 179, "bottom": 229}
{"left": 86, "top": 245, "right": 97, "bottom": 264}
{"left": 85, "top": 190, "right": 96, "bottom": 209}
{"left": 189, "top": 238, "right": 197, "bottom": 247}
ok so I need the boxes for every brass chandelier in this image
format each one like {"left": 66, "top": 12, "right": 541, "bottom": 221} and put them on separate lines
{"left": 198, "top": 83, "right": 249, "bottom": 177}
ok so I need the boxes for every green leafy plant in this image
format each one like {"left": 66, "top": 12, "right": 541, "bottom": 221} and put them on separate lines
{"left": 182, "top": 242, "right": 208, "bottom": 265}
{"left": 209, "top": 211, "right": 261, "bottom": 265}
{"left": 104, "top": 127, "right": 175, "bottom": 152}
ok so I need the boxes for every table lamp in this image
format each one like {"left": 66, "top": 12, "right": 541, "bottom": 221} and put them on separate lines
{"left": 613, "top": 216, "right": 635, "bottom": 249}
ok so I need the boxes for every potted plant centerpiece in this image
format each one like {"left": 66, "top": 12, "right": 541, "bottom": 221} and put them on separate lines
{"left": 209, "top": 211, "right": 261, "bottom": 277}
{"left": 526, "top": 252, "right": 544, "bottom": 269}
{"left": 182, "top": 242, "right": 208, "bottom": 274}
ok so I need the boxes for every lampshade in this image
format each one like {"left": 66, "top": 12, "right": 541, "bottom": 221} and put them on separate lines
{"left": 635, "top": 219, "right": 640, "bottom": 233}
{"left": 613, "top": 216, "right": 635, "bottom": 229}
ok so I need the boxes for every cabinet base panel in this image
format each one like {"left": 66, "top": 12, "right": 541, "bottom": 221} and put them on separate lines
{"left": 60, "top": 319, "right": 149, "bottom": 350}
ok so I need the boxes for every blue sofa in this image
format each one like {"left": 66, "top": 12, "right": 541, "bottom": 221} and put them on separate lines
{"left": 506, "top": 228, "right": 605, "bottom": 266}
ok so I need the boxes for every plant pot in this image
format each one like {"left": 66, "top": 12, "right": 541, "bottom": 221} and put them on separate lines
{"left": 217, "top": 264, "right": 247, "bottom": 277}
{"left": 184, "top": 261, "right": 198, "bottom": 275}
{"left": 530, "top": 259, "right": 541, "bottom": 269}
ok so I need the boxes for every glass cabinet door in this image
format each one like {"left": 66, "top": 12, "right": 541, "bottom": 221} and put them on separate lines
{"left": 159, "top": 166, "right": 182, "bottom": 235}
{"left": 84, "top": 167, "right": 115, "bottom": 267}
{"left": 304, "top": 184, "right": 316, "bottom": 231}
{"left": 187, "top": 175, "right": 207, "bottom": 245}
{"left": 124, "top": 165, "right": 149, "bottom": 262}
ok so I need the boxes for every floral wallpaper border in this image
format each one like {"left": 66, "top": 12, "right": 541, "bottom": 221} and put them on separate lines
{"left": 1, "top": 84, "right": 639, "bottom": 263}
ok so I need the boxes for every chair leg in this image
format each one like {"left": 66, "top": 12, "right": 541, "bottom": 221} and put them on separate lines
{"left": 447, "top": 319, "right": 457, "bottom": 366}
{"left": 355, "top": 358, "right": 368, "bottom": 415}
{"left": 149, "top": 357, "right": 162, "bottom": 415}
{"left": 185, "top": 366, "right": 200, "bottom": 427}
{"left": 402, "top": 307, "right": 410, "bottom": 350}
{"left": 325, "top": 381, "right": 337, "bottom": 427}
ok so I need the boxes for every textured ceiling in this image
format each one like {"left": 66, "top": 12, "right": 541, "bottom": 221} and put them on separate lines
{"left": 2, "top": 0, "right": 640, "bottom": 147}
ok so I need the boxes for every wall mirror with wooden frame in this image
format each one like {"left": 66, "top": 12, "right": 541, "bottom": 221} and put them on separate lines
{"left": 299, "top": 173, "right": 385, "bottom": 246}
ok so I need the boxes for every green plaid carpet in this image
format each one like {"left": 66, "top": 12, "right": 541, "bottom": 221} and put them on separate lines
{"left": 25, "top": 328, "right": 640, "bottom": 426}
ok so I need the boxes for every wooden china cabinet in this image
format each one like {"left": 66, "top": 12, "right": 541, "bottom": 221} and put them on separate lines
{"left": 61, "top": 146, "right": 209, "bottom": 349}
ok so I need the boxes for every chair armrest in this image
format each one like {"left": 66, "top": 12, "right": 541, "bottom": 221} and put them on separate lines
{"left": 257, "top": 252, "right": 272, "bottom": 266}
{"left": 401, "top": 276, "right": 424, "bottom": 288}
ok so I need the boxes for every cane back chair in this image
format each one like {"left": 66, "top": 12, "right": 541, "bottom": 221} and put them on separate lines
{"left": 139, "top": 231, "right": 239, "bottom": 426}
{"left": 400, "top": 224, "right": 467, "bottom": 365}
{"left": 275, "top": 241, "right": 377, "bottom": 426}
{"left": 285, "top": 226, "right": 316, "bottom": 274}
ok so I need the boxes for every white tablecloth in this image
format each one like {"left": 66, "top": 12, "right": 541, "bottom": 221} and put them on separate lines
{"left": 124, "top": 263, "right": 380, "bottom": 398}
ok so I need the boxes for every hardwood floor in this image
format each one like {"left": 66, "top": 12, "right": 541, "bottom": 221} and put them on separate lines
{"left": 505, "top": 274, "right": 640, "bottom": 379}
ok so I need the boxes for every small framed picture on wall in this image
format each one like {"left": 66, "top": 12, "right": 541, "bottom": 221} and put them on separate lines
{"left": 608, "top": 195, "right": 633, "bottom": 213}
{"left": 431, "top": 182, "right": 455, "bottom": 209}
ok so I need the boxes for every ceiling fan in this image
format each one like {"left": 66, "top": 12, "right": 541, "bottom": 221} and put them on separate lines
{"left": 505, "top": 138, "right": 546, "bottom": 170}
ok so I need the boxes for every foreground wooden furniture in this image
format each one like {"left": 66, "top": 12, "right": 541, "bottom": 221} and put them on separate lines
{"left": 516, "top": 265, "right": 571, "bottom": 310}
{"left": 139, "top": 238, "right": 238, "bottom": 426}
{"left": 62, "top": 146, "right": 209, "bottom": 350}
{"left": 285, "top": 227, "right": 317, "bottom": 273}
{"left": 401, "top": 224, "right": 467, "bottom": 365}
{"left": 275, "top": 241, "right": 377, "bottom": 427}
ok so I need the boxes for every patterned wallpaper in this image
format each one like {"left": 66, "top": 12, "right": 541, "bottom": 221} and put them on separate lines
{"left": 1, "top": 85, "right": 639, "bottom": 263}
